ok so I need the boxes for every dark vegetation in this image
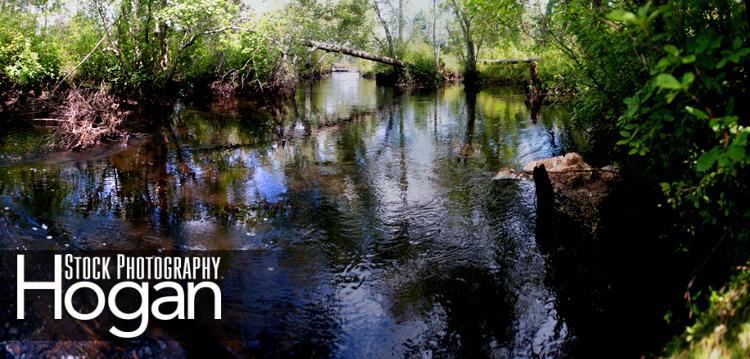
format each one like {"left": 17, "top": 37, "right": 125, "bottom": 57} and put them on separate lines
{"left": 1, "top": 0, "right": 750, "bottom": 356}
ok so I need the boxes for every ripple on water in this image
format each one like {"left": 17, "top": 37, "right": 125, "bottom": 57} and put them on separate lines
{"left": 0, "top": 75, "right": 582, "bottom": 357}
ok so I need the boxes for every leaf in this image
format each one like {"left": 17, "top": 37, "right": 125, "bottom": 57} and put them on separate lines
{"left": 607, "top": 9, "right": 637, "bottom": 24}
{"left": 655, "top": 73, "right": 681, "bottom": 89}
{"left": 664, "top": 45, "right": 680, "bottom": 56}
{"left": 727, "top": 145, "right": 746, "bottom": 162}
{"left": 733, "top": 37, "right": 743, "bottom": 50}
{"left": 656, "top": 57, "right": 673, "bottom": 70}
{"left": 716, "top": 58, "right": 729, "bottom": 69}
{"left": 666, "top": 91, "right": 679, "bottom": 104}
{"left": 696, "top": 150, "right": 718, "bottom": 172}
{"left": 681, "top": 55, "right": 696, "bottom": 64}
{"left": 685, "top": 106, "right": 708, "bottom": 120}
{"left": 682, "top": 73, "right": 695, "bottom": 87}
{"left": 730, "top": 48, "right": 750, "bottom": 63}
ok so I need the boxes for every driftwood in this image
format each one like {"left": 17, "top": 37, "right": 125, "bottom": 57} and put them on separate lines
{"left": 304, "top": 40, "right": 406, "bottom": 67}
{"left": 54, "top": 86, "right": 125, "bottom": 150}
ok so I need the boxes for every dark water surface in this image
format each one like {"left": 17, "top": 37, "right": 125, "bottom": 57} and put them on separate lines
{"left": 0, "top": 73, "right": 595, "bottom": 357}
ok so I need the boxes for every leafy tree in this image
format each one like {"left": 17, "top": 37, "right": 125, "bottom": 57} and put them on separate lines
{"left": 0, "top": 7, "right": 61, "bottom": 90}
{"left": 445, "top": 0, "right": 522, "bottom": 82}
{"left": 84, "top": 0, "right": 241, "bottom": 91}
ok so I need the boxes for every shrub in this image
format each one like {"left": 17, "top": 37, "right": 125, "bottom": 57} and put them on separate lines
{"left": 0, "top": 14, "right": 60, "bottom": 89}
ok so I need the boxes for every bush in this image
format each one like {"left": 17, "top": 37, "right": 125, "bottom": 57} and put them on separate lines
{"left": 609, "top": 1, "right": 750, "bottom": 260}
{"left": 665, "top": 264, "right": 750, "bottom": 358}
{"left": 0, "top": 14, "right": 60, "bottom": 89}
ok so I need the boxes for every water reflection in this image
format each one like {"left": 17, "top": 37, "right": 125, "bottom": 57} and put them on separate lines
{"left": 0, "top": 73, "right": 582, "bottom": 357}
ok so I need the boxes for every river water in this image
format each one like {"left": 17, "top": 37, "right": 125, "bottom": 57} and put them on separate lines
{"left": 0, "top": 73, "right": 594, "bottom": 357}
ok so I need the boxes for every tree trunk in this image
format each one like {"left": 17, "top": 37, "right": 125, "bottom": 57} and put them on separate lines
{"left": 304, "top": 40, "right": 406, "bottom": 67}
{"left": 372, "top": 0, "right": 396, "bottom": 58}
{"left": 478, "top": 58, "right": 542, "bottom": 64}
{"left": 159, "top": 24, "right": 169, "bottom": 71}
{"left": 433, "top": 0, "right": 439, "bottom": 71}
{"left": 529, "top": 62, "right": 539, "bottom": 86}
{"left": 449, "top": 0, "right": 477, "bottom": 81}
{"left": 464, "top": 22, "right": 477, "bottom": 81}
{"left": 398, "top": 0, "right": 404, "bottom": 43}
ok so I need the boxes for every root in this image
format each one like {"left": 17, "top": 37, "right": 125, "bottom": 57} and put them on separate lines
{"left": 53, "top": 86, "right": 125, "bottom": 150}
{"left": 209, "top": 79, "right": 237, "bottom": 98}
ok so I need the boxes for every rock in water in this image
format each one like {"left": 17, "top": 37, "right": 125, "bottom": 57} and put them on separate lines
{"left": 495, "top": 152, "right": 620, "bottom": 235}
{"left": 492, "top": 167, "right": 529, "bottom": 182}
{"left": 523, "top": 152, "right": 589, "bottom": 172}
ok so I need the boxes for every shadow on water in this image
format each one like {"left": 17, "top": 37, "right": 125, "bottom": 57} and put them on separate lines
{"left": 0, "top": 73, "right": 663, "bottom": 358}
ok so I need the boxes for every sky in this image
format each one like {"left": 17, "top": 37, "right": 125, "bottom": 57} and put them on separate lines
{"left": 248, "top": 0, "right": 435, "bottom": 18}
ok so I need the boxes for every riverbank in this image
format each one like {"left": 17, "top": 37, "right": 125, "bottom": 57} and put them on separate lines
{"left": 664, "top": 265, "right": 750, "bottom": 358}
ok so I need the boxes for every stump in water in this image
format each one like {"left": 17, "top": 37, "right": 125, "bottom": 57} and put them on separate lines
{"left": 529, "top": 62, "right": 539, "bottom": 87}
{"left": 271, "top": 53, "right": 300, "bottom": 96}
{"left": 533, "top": 164, "right": 555, "bottom": 211}
{"left": 495, "top": 152, "right": 621, "bottom": 237}
{"left": 533, "top": 164, "right": 555, "bottom": 246}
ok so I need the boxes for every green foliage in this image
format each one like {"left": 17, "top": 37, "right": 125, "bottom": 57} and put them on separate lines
{"left": 0, "top": 13, "right": 60, "bottom": 89}
{"left": 113, "top": 0, "right": 239, "bottom": 90}
{"left": 607, "top": 1, "right": 750, "bottom": 249}
{"left": 538, "top": 0, "right": 750, "bottom": 262}
{"left": 538, "top": 1, "right": 750, "bottom": 349}
{"left": 665, "top": 264, "right": 750, "bottom": 358}
{"left": 443, "top": 0, "right": 524, "bottom": 77}
{"left": 403, "top": 42, "right": 437, "bottom": 74}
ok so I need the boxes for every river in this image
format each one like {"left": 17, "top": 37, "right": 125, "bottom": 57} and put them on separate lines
{"left": 0, "top": 73, "right": 607, "bottom": 357}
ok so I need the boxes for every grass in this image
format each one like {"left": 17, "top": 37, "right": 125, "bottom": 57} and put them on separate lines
{"left": 664, "top": 265, "right": 750, "bottom": 359}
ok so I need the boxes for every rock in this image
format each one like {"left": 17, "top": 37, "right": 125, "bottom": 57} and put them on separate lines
{"left": 533, "top": 153, "right": 619, "bottom": 235}
{"left": 518, "top": 152, "right": 619, "bottom": 195}
{"left": 524, "top": 152, "right": 601, "bottom": 193}
{"left": 495, "top": 153, "right": 618, "bottom": 194}
{"left": 523, "top": 152, "right": 590, "bottom": 172}
{"left": 495, "top": 152, "right": 620, "bottom": 235}
{"left": 492, "top": 167, "right": 530, "bottom": 181}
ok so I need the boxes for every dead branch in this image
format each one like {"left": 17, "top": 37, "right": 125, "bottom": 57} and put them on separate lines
{"left": 304, "top": 40, "right": 406, "bottom": 67}
{"left": 53, "top": 86, "right": 125, "bottom": 150}
{"left": 51, "top": 34, "right": 107, "bottom": 94}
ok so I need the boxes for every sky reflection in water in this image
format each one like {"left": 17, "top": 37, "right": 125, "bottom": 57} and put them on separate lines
{"left": 0, "top": 73, "right": 581, "bottom": 357}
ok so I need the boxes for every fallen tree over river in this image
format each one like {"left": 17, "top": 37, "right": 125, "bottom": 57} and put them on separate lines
{"left": 303, "top": 40, "right": 407, "bottom": 67}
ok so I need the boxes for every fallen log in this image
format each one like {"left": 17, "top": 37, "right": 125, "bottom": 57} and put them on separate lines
{"left": 304, "top": 40, "right": 406, "bottom": 67}
{"left": 478, "top": 58, "right": 542, "bottom": 64}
